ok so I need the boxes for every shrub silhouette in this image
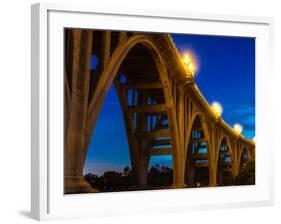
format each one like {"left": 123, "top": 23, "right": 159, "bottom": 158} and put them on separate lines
{"left": 84, "top": 165, "right": 173, "bottom": 192}
{"left": 234, "top": 159, "right": 255, "bottom": 185}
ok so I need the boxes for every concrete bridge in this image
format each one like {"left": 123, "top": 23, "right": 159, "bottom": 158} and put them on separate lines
{"left": 64, "top": 29, "right": 255, "bottom": 193}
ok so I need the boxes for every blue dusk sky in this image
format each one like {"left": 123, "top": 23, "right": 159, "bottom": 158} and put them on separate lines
{"left": 83, "top": 33, "right": 255, "bottom": 176}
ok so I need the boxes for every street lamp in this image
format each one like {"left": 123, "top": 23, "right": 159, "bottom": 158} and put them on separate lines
{"left": 182, "top": 53, "right": 195, "bottom": 76}
{"left": 233, "top": 123, "right": 243, "bottom": 135}
{"left": 211, "top": 101, "right": 223, "bottom": 118}
{"left": 183, "top": 53, "right": 191, "bottom": 66}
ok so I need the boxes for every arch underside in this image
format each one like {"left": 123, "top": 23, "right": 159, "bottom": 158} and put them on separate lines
{"left": 85, "top": 36, "right": 181, "bottom": 187}
{"left": 114, "top": 43, "right": 176, "bottom": 186}
{"left": 185, "top": 115, "right": 210, "bottom": 187}
{"left": 239, "top": 148, "right": 250, "bottom": 170}
{"left": 217, "top": 138, "right": 234, "bottom": 186}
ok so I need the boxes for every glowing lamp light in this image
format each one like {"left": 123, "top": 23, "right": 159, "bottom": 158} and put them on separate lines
{"left": 183, "top": 54, "right": 190, "bottom": 66}
{"left": 233, "top": 123, "right": 243, "bottom": 135}
{"left": 182, "top": 53, "right": 195, "bottom": 76}
{"left": 211, "top": 101, "right": 223, "bottom": 118}
{"left": 188, "top": 63, "right": 195, "bottom": 73}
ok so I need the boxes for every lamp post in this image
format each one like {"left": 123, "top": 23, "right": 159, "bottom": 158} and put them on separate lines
{"left": 182, "top": 53, "right": 195, "bottom": 76}
{"left": 233, "top": 123, "right": 243, "bottom": 135}
{"left": 211, "top": 101, "right": 223, "bottom": 119}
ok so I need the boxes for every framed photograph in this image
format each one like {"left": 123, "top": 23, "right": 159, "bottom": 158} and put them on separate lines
{"left": 31, "top": 2, "right": 274, "bottom": 221}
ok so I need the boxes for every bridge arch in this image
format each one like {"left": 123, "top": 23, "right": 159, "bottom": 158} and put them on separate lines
{"left": 184, "top": 113, "right": 211, "bottom": 187}
{"left": 216, "top": 136, "right": 234, "bottom": 186}
{"left": 85, "top": 34, "right": 182, "bottom": 187}
{"left": 185, "top": 111, "right": 211, "bottom": 153}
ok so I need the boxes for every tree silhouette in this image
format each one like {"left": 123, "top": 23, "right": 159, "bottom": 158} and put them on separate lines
{"left": 123, "top": 166, "right": 130, "bottom": 175}
{"left": 84, "top": 165, "right": 173, "bottom": 192}
{"left": 234, "top": 159, "right": 255, "bottom": 185}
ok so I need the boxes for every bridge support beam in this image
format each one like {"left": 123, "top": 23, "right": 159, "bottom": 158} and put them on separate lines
{"left": 131, "top": 91, "right": 150, "bottom": 187}
{"left": 130, "top": 141, "right": 149, "bottom": 187}
{"left": 173, "top": 86, "right": 185, "bottom": 188}
{"left": 133, "top": 161, "right": 148, "bottom": 186}
{"left": 209, "top": 169, "right": 217, "bottom": 187}
{"left": 186, "top": 164, "right": 195, "bottom": 187}
{"left": 209, "top": 154, "right": 218, "bottom": 187}
{"left": 64, "top": 29, "right": 94, "bottom": 193}
{"left": 232, "top": 162, "right": 239, "bottom": 179}
{"left": 173, "top": 156, "right": 185, "bottom": 188}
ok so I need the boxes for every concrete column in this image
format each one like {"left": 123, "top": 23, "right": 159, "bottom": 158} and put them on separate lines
{"left": 137, "top": 160, "right": 149, "bottom": 186}
{"left": 64, "top": 30, "right": 94, "bottom": 193}
{"left": 173, "top": 163, "right": 185, "bottom": 188}
{"left": 176, "top": 86, "right": 185, "bottom": 154}
{"left": 232, "top": 141, "right": 240, "bottom": 178}
{"left": 187, "top": 166, "right": 195, "bottom": 187}
{"left": 209, "top": 171, "right": 217, "bottom": 186}
{"left": 232, "top": 162, "right": 239, "bottom": 178}
{"left": 172, "top": 86, "right": 185, "bottom": 188}
{"left": 217, "top": 169, "right": 222, "bottom": 185}
{"left": 101, "top": 31, "right": 111, "bottom": 70}
{"left": 119, "top": 32, "right": 127, "bottom": 45}
{"left": 209, "top": 158, "right": 217, "bottom": 187}
{"left": 132, "top": 91, "right": 149, "bottom": 186}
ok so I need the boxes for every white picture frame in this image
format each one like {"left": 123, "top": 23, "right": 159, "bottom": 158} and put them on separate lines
{"left": 31, "top": 2, "right": 274, "bottom": 221}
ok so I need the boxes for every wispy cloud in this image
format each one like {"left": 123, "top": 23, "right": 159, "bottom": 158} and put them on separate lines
{"left": 223, "top": 103, "right": 255, "bottom": 139}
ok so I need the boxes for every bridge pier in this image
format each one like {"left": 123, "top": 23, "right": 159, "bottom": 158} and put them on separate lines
{"left": 209, "top": 157, "right": 218, "bottom": 187}
{"left": 131, "top": 153, "right": 148, "bottom": 187}
{"left": 134, "top": 163, "right": 148, "bottom": 187}
{"left": 64, "top": 29, "right": 94, "bottom": 194}
{"left": 173, "top": 160, "right": 185, "bottom": 188}
{"left": 186, "top": 166, "right": 195, "bottom": 187}
{"left": 209, "top": 170, "right": 217, "bottom": 187}
{"left": 65, "top": 176, "right": 97, "bottom": 194}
